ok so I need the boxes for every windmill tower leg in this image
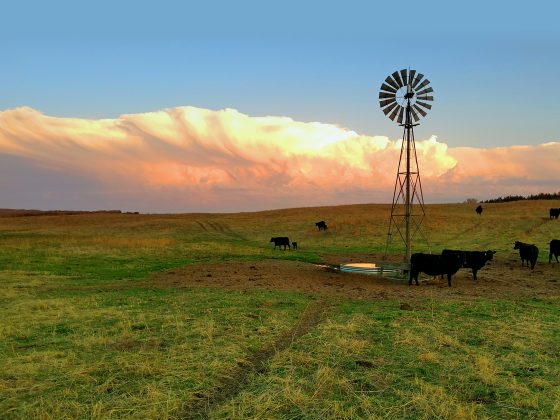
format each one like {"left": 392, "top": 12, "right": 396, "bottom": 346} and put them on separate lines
{"left": 405, "top": 111, "right": 412, "bottom": 261}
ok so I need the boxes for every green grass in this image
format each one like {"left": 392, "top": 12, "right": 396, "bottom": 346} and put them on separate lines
{"left": 215, "top": 298, "right": 560, "bottom": 418}
{"left": 1, "top": 279, "right": 312, "bottom": 417}
{"left": 0, "top": 201, "right": 559, "bottom": 418}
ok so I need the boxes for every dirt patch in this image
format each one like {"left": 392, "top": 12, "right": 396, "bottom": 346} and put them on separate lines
{"left": 148, "top": 254, "right": 560, "bottom": 301}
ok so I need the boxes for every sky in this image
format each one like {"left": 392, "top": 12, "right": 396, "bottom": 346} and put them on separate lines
{"left": 0, "top": 1, "right": 558, "bottom": 212}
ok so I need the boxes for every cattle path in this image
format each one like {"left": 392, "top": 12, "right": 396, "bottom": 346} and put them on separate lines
{"left": 523, "top": 217, "right": 550, "bottom": 236}
{"left": 194, "top": 220, "right": 247, "bottom": 241}
{"left": 455, "top": 219, "right": 482, "bottom": 237}
{"left": 195, "top": 221, "right": 209, "bottom": 232}
{"left": 181, "top": 298, "right": 331, "bottom": 419}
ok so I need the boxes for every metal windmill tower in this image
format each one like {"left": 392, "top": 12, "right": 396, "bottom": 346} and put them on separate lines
{"left": 379, "top": 69, "right": 433, "bottom": 262}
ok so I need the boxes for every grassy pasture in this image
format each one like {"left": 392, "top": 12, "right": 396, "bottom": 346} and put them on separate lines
{"left": 216, "top": 299, "right": 559, "bottom": 419}
{"left": 0, "top": 200, "right": 559, "bottom": 418}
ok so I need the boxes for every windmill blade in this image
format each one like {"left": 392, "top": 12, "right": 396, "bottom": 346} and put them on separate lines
{"left": 410, "top": 107, "right": 420, "bottom": 122}
{"left": 385, "top": 76, "right": 400, "bottom": 90}
{"left": 413, "top": 104, "right": 427, "bottom": 117}
{"left": 380, "top": 97, "right": 397, "bottom": 108}
{"left": 412, "top": 73, "right": 424, "bottom": 88}
{"left": 397, "top": 106, "right": 405, "bottom": 124}
{"left": 381, "top": 101, "right": 399, "bottom": 115}
{"left": 416, "top": 86, "right": 433, "bottom": 96}
{"left": 408, "top": 70, "right": 416, "bottom": 85}
{"left": 416, "top": 100, "right": 432, "bottom": 110}
{"left": 417, "top": 95, "right": 434, "bottom": 101}
{"left": 388, "top": 105, "right": 400, "bottom": 121}
{"left": 379, "top": 92, "right": 395, "bottom": 99}
{"left": 392, "top": 70, "right": 404, "bottom": 87}
{"left": 400, "top": 69, "right": 408, "bottom": 86}
{"left": 380, "top": 83, "right": 397, "bottom": 93}
{"left": 415, "top": 79, "right": 430, "bottom": 90}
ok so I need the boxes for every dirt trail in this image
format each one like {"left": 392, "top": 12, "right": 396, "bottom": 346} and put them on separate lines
{"left": 182, "top": 299, "right": 330, "bottom": 419}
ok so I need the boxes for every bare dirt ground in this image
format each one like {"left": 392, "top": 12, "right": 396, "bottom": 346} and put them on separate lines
{"left": 149, "top": 253, "right": 560, "bottom": 301}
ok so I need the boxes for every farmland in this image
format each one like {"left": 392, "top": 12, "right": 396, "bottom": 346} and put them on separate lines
{"left": 1, "top": 200, "right": 559, "bottom": 418}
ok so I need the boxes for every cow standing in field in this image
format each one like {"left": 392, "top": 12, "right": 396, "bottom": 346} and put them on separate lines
{"left": 550, "top": 208, "right": 560, "bottom": 219}
{"left": 549, "top": 239, "right": 560, "bottom": 263}
{"left": 315, "top": 221, "right": 328, "bottom": 231}
{"left": 270, "top": 237, "right": 291, "bottom": 250}
{"left": 442, "top": 249, "right": 496, "bottom": 281}
{"left": 409, "top": 253, "right": 464, "bottom": 287}
{"left": 513, "top": 241, "right": 539, "bottom": 269}
{"left": 292, "top": 241, "right": 298, "bottom": 250}
{"left": 476, "top": 205, "right": 483, "bottom": 216}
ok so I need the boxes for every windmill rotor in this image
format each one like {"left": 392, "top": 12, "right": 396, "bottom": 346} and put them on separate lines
{"left": 379, "top": 68, "right": 434, "bottom": 124}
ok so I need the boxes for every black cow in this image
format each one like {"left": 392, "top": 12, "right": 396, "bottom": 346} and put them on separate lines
{"left": 550, "top": 208, "right": 560, "bottom": 219}
{"left": 513, "top": 241, "right": 539, "bottom": 269}
{"left": 315, "top": 221, "right": 328, "bottom": 231}
{"left": 410, "top": 253, "right": 464, "bottom": 287}
{"left": 549, "top": 239, "right": 560, "bottom": 263}
{"left": 442, "top": 249, "right": 496, "bottom": 280}
{"left": 292, "top": 241, "right": 298, "bottom": 250}
{"left": 476, "top": 205, "right": 483, "bottom": 216}
{"left": 270, "top": 237, "right": 290, "bottom": 250}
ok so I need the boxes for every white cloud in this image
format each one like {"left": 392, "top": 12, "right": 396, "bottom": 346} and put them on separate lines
{"left": 0, "top": 106, "right": 557, "bottom": 211}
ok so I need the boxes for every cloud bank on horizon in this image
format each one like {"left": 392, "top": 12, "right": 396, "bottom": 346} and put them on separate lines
{"left": 0, "top": 106, "right": 558, "bottom": 212}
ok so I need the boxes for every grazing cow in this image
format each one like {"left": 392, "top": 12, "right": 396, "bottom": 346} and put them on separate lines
{"left": 549, "top": 239, "right": 560, "bottom": 263}
{"left": 550, "top": 208, "right": 560, "bottom": 219}
{"left": 270, "top": 237, "right": 290, "bottom": 250}
{"left": 476, "top": 205, "right": 483, "bottom": 216}
{"left": 513, "top": 241, "right": 539, "bottom": 269}
{"left": 315, "top": 221, "right": 328, "bottom": 231}
{"left": 442, "top": 249, "right": 496, "bottom": 281}
{"left": 409, "top": 253, "right": 464, "bottom": 287}
{"left": 292, "top": 241, "right": 298, "bottom": 250}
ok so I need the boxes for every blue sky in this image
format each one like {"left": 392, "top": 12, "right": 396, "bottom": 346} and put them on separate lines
{"left": 0, "top": 1, "right": 558, "bottom": 211}
{"left": 2, "top": 0, "right": 558, "bottom": 148}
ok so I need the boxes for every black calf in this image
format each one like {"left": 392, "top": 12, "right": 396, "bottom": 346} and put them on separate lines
{"left": 514, "top": 241, "right": 539, "bottom": 269}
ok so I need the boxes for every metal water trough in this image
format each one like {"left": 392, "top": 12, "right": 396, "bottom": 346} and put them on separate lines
{"left": 338, "top": 262, "right": 410, "bottom": 281}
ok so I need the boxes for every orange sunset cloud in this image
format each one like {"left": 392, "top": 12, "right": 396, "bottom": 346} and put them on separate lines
{"left": 0, "top": 106, "right": 557, "bottom": 212}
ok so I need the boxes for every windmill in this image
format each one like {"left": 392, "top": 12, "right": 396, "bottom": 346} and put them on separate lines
{"left": 379, "top": 69, "right": 433, "bottom": 262}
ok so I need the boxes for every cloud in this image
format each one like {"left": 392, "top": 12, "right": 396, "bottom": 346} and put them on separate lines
{"left": 0, "top": 106, "right": 557, "bottom": 212}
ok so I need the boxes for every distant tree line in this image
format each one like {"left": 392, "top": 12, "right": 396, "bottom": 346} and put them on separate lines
{"left": 481, "top": 191, "right": 560, "bottom": 204}
{"left": 0, "top": 209, "right": 130, "bottom": 218}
